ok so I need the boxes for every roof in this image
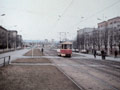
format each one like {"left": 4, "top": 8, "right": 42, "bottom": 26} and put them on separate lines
{"left": 8, "top": 30, "right": 17, "bottom": 33}
{"left": 61, "top": 41, "right": 72, "bottom": 45}
{"left": 108, "top": 16, "right": 120, "bottom": 21}
{"left": 0, "top": 26, "right": 7, "bottom": 31}
{"left": 98, "top": 21, "right": 107, "bottom": 25}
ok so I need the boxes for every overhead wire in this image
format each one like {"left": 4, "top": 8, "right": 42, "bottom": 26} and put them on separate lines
{"left": 53, "top": 0, "right": 120, "bottom": 32}
{"left": 75, "top": 0, "right": 120, "bottom": 27}
{"left": 52, "top": 0, "right": 74, "bottom": 30}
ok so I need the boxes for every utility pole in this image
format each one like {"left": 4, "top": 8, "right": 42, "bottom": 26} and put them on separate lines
{"left": 7, "top": 32, "right": 8, "bottom": 50}
{"left": 32, "top": 42, "right": 34, "bottom": 58}
{"left": 59, "top": 32, "right": 69, "bottom": 42}
{"left": 107, "top": 28, "right": 110, "bottom": 55}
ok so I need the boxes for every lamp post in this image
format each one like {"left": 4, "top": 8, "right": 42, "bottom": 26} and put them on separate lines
{"left": 107, "top": 28, "right": 110, "bottom": 55}
{"left": 7, "top": 32, "right": 9, "bottom": 50}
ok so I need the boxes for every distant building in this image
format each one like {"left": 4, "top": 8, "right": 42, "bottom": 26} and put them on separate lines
{"left": 16, "top": 35, "right": 23, "bottom": 47}
{"left": 98, "top": 16, "right": 120, "bottom": 30}
{"left": 0, "top": 26, "right": 23, "bottom": 50}
{"left": 0, "top": 26, "right": 7, "bottom": 49}
{"left": 51, "top": 39, "right": 54, "bottom": 43}
{"left": 98, "top": 16, "right": 120, "bottom": 54}
{"left": 77, "top": 28, "right": 94, "bottom": 35}
{"left": 107, "top": 16, "right": 120, "bottom": 29}
{"left": 98, "top": 21, "right": 108, "bottom": 30}
{"left": 8, "top": 30, "right": 17, "bottom": 49}
{"left": 44, "top": 39, "right": 48, "bottom": 44}
{"left": 76, "top": 16, "right": 120, "bottom": 54}
{"left": 77, "top": 28, "right": 95, "bottom": 50}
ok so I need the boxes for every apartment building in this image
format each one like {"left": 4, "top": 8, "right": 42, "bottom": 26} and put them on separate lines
{"left": 8, "top": 30, "right": 17, "bottom": 49}
{"left": 0, "top": 26, "right": 7, "bottom": 49}
{"left": 16, "top": 35, "right": 23, "bottom": 48}
{"left": 98, "top": 16, "right": 120, "bottom": 54}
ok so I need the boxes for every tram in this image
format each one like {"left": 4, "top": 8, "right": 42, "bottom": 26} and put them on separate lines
{"left": 57, "top": 41, "right": 72, "bottom": 57}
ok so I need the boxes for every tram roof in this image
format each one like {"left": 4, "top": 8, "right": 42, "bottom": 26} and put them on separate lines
{"left": 61, "top": 41, "right": 72, "bottom": 45}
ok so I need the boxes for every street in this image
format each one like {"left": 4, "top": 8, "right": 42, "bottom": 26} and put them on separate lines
{"left": 1, "top": 0, "right": 120, "bottom": 90}
{"left": 0, "top": 47, "right": 120, "bottom": 90}
{"left": 44, "top": 48, "right": 120, "bottom": 90}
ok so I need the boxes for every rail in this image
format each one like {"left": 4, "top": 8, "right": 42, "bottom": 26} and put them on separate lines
{"left": 0, "top": 56, "right": 11, "bottom": 67}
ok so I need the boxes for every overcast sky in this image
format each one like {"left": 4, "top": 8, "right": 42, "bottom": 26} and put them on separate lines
{"left": 0, "top": 0, "right": 120, "bottom": 41}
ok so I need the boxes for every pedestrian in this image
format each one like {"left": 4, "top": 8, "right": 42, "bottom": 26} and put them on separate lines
{"left": 86, "top": 49, "right": 89, "bottom": 54}
{"left": 101, "top": 50, "right": 105, "bottom": 60}
{"left": 114, "top": 49, "right": 118, "bottom": 58}
{"left": 41, "top": 48, "right": 44, "bottom": 54}
{"left": 93, "top": 49, "right": 97, "bottom": 58}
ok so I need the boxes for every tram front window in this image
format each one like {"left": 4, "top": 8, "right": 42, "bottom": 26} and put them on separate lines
{"left": 62, "top": 44, "right": 72, "bottom": 49}
{"left": 67, "top": 44, "right": 72, "bottom": 49}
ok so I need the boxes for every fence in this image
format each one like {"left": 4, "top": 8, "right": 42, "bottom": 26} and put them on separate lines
{"left": 0, "top": 56, "right": 11, "bottom": 67}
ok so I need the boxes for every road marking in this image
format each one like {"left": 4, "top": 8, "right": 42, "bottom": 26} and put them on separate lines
{"left": 57, "top": 64, "right": 106, "bottom": 67}
{"left": 11, "top": 63, "right": 55, "bottom": 66}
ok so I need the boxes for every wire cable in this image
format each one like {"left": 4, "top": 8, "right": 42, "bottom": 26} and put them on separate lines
{"left": 52, "top": 0, "right": 74, "bottom": 30}
{"left": 75, "top": 0, "right": 120, "bottom": 27}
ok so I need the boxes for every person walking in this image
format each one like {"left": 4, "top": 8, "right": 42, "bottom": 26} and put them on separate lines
{"left": 114, "top": 49, "right": 118, "bottom": 58}
{"left": 101, "top": 50, "right": 106, "bottom": 60}
{"left": 41, "top": 48, "right": 44, "bottom": 55}
{"left": 93, "top": 49, "right": 97, "bottom": 58}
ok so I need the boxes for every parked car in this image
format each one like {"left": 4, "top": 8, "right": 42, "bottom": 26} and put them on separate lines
{"left": 72, "top": 49, "right": 79, "bottom": 52}
{"left": 96, "top": 51, "right": 101, "bottom": 55}
{"left": 72, "top": 49, "right": 75, "bottom": 52}
{"left": 75, "top": 49, "right": 79, "bottom": 52}
{"left": 81, "top": 49, "right": 87, "bottom": 53}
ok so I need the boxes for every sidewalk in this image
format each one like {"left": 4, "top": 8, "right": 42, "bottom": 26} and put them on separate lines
{"left": 0, "top": 48, "right": 14, "bottom": 53}
{"left": 0, "top": 48, "right": 30, "bottom": 65}
{"left": 73, "top": 52, "right": 120, "bottom": 62}
{"left": 0, "top": 47, "right": 23, "bottom": 54}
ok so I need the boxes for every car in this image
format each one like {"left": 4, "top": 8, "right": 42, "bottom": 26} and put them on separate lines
{"left": 96, "top": 51, "right": 101, "bottom": 55}
{"left": 72, "top": 49, "right": 75, "bottom": 52}
{"left": 72, "top": 49, "right": 79, "bottom": 52}
{"left": 75, "top": 49, "right": 79, "bottom": 52}
{"left": 81, "top": 49, "right": 87, "bottom": 53}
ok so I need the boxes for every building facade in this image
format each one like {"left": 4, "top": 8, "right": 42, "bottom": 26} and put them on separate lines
{"left": 0, "top": 26, "right": 7, "bottom": 49}
{"left": 0, "top": 26, "right": 23, "bottom": 50}
{"left": 98, "top": 16, "right": 120, "bottom": 54}
{"left": 76, "top": 16, "right": 120, "bottom": 54}
{"left": 16, "top": 35, "right": 23, "bottom": 48}
{"left": 77, "top": 28, "right": 95, "bottom": 51}
{"left": 8, "top": 30, "right": 18, "bottom": 49}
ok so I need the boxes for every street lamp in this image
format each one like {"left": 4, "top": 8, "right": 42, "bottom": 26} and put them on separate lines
{"left": 1, "top": 14, "right": 5, "bottom": 16}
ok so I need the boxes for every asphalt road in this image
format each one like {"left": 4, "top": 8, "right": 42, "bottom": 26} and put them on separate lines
{"left": 0, "top": 47, "right": 120, "bottom": 90}
{"left": 44, "top": 48, "right": 120, "bottom": 90}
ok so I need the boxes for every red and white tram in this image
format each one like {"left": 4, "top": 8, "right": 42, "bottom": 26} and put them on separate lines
{"left": 57, "top": 41, "right": 72, "bottom": 57}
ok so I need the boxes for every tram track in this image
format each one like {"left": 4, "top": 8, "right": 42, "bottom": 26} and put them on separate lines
{"left": 66, "top": 58, "right": 120, "bottom": 90}
{"left": 44, "top": 51, "right": 85, "bottom": 90}
{"left": 69, "top": 58, "right": 120, "bottom": 81}
{"left": 71, "top": 58, "right": 120, "bottom": 73}
{"left": 44, "top": 49, "right": 120, "bottom": 90}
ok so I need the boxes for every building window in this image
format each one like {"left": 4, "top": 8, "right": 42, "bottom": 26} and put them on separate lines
{"left": 118, "top": 25, "right": 120, "bottom": 27}
{"left": 114, "top": 21, "right": 116, "bottom": 23}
